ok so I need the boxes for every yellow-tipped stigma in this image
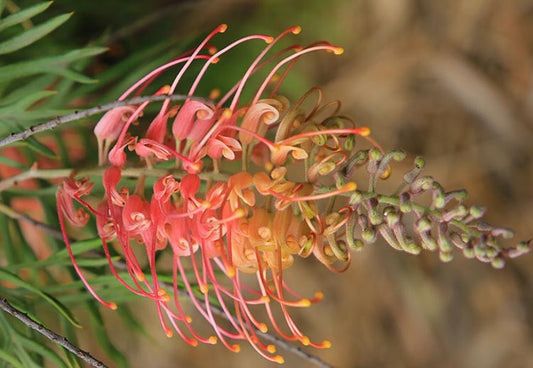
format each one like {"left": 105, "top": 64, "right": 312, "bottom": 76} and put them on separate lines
{"left": 297, "top": 298, "right": 312, "bottom": 307}
{"left": 160, "top": 85, "right": 171, "bottom": 94}
{"left": 209, "top": 88, "right": 221, "bottom": 100}
{"left": 274, "top": 355, "right": 285, "bottom": 364}
{"left": 265, "top": 36, "right": 274, "bottom": 44}
{"left": 219, "top": 24, "right": 228, "bottom": 33}
{"left": 200, "top": 282, "right": 209, "bottom": 294}
{"left": 359, "top": 126, "right": 371, "bottom": 136}
{"left": 292, "top": 26, "right": 302, "bottom": 35}
{"left": 322, "top": 340, "right": 332, "bottom": 348}
{"left": 301, "top": 336, "right": 310, "bottom": 346}
{"left": 135, "top": 271, "right": 145, "bottom": 282}
{"left": 109, "top": 302, "right": 118, "bottom": 310}
{"left": 233, "top": 208, "right": 246, "bottom": 218}
{"left": 185, "top": 315, "right": 192, "bottom": 323}
{"left": 267, "top": 345, "right": 276, "bottom": 353}
{"left": 208, "top": 336, "right": 218, "bottom": 344}
{"left": 258, "top": 323, "right": 268, "bottom": 333}
{"left": 333, "top": 46, "right": 344, "bottom": 55}
{"left": 222, "top": 108, "right": 233, "bottom": 119}
{"left": 314, "top": 291, "right": 324, "bottom": 301}
{"left": 232, "top": 344, "right": 241, "bottom": 353}
{"left": 225, "top": 264, "right": 236, "bottom": 278}
{"left": 190, "top": 339, "right": 198, "bottom": 347}
{"left": 260, "top": 295, "right": 271, "bottom": 303}
{"left": 380, "top": 165, "right": 391, "bottom": 180}
{"left": 344, "top": 182, "right": 357, "bottom": 191}
{"left": 165, "top": 328, "right": 173, "bottom": 338}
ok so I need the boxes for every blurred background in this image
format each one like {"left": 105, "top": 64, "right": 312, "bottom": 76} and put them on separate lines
{"left": 4, "top": 0, "right": 533, "bottom": 367}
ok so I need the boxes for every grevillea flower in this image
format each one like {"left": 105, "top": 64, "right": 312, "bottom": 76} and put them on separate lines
{"left": 57, "top": 24, "right": 530, "bottom": 363}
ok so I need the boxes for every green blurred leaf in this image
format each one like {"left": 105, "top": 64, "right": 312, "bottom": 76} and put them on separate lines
{"left": 5, "top": 238, "right": 102, "bottom": 271}
{"left": 0, "top": 47, "right": 106, "bottom": 83}
{"left": 19, "top": 135, "right": 57, "bottom": 158}
{"left": 18, "top": 334, "right": 69, "bottom": 368}
{"left": 0, "top": 348, "right": 24, "bottom": 368}
{"left": 50, "top": 68, "right": 98, "bottom": 84}
{"left": 0, "top": 154, "right": 27, "bottom": 169}
{"left": 88, "top": 304, "right": 127, "bottom": 368}
{"left": 0, "top": 269, "right": 81, "bottom": 328}
{"left": 0, "top": 13, "right": 73, "bottom": 55}
{"left": 0, "top": 2, "right": 53, "bottom": 33}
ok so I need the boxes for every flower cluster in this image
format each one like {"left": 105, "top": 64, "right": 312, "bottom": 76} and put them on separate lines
{"left": 56, "top": 25, "right": 530, "bottom": 363}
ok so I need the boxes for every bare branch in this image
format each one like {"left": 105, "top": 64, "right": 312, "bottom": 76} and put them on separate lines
{"left": 0, "top": 297, "right": 109, "bottom": 368}
{"left": 0, "top": 94, "right": 209, "bottom": 149}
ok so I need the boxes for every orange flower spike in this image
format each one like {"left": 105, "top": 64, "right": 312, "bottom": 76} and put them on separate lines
{"left": 238, "top": 100, "right": 281, "bottom": 145}
{"left": 227, "top": 171, "right": 255, "bottom": 211}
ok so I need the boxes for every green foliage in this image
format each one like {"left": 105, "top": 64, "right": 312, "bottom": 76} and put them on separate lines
{"left": 0, "top": 1, "right": 105, "bottom": 142}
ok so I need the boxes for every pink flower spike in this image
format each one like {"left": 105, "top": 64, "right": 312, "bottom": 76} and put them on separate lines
{"left": 165, "top": 24, "right": 228, "bottom": 100}
{"left": 206, "top": 135, "right": 242, "bottom": 160}
{"left": 253, "top": 42, "right": 344, "bottom": 104}
{"left": 134, "top": 138, "right": 202, "bottom": 173}
{"left": 180, "top": 174, "right": 200, "bottom": 200}
{"left": 94, "top": 105, "right": 137, "bottom": 165}
{"left": 122, "top": 195, "right": 151, "bottom": 236}
{"left": 172, "top": 100, "right": 215, "bottom": 141}
{"left": 56, "top": 186, "right": 90, "bottom": 227}
{"left": 94, "top": 106, "right": 137, "bottom": 141}
{"left": 144, "top": 85, "right": 174, "bottom": 143}
{"left": 187, "top": 33, "right": 274, "bottom": 98}
{"left": 56, "top": 193, "right": 117, "bottom": 310}
{"left": 118, "top": 55, "right": 212, "bottom": 101}
{"left": 103, "top": 166, "right": 127, "bottom": 207}
{"left": 229, "top": 26, "right": 301, "bottom": 111}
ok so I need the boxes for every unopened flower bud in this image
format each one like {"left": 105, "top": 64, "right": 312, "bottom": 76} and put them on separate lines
{"left": 410, "top": 176, "right": 433, "bottom": 194}
{"left": 490, "top": 227, "right": 514, "bottom": 239}
{"left": 442, "top": 205, "right": 467, "bottom": 222}
{"left": 384, "top": 207, "right": 400, "bottom": 228}
{"left": 439, "top": 251, "right": 453, "bottom": 262}
{"left": 366, "top": 197, "right": 383, "bottom": 225}
{"left": 399, "top": 192, "right": 411, "bottom": 213}
{"left": 377, "top": 224, "right": 401, "bottom": 251}
{"left": 437, "top": 223, "right": 452, "bottom": 252}
{"left": 491, "top": 256, "right": 505, "bottom": 269}
{"left": 468, "top": 205, "right": 486, "bottom": 220}
{"left": 444, "top": 189, "right": 468, "bottom": 205}
{"left": 362, "top": 227, "right": 377, "bottom": 244}
{"left": 432, "top": 182, "right": 446, "bottom": 209}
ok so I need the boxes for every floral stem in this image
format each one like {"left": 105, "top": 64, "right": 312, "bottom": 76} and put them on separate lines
{"left": 0, "top": 297, "right": 109, "bottom": 368}
{"left": 0, "top": 166, "right": 228, "bottom": 193}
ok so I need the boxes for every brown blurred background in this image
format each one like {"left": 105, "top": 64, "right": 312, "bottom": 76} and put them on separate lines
{"left": 73, "top": 0, "right": 533, "bottom": 367}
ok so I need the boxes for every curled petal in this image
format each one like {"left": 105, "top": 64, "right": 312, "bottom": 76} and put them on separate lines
{"left": 206, "top": 135, "right": 242, "bottom": 160}
{"left": 239, "top": 100, "right": 280, "bottom": 145}
{"left": 172, "top": 100, "right": 215, "bottom": 141}
{"left": 94, "top": 106, "right": 137, "bottom": 141}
